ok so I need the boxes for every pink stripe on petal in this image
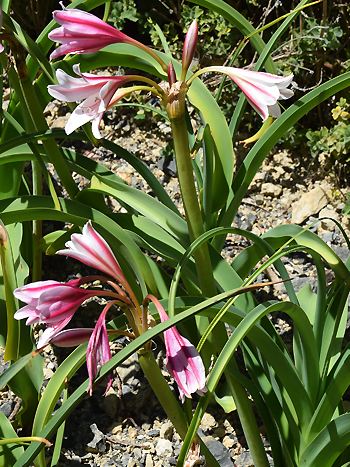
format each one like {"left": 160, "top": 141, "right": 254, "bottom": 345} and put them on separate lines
{"left": 14, "top": 280, "right": 60, "bottom": 301}
{"left": 85, "top": 222, "right": 124, "bottom": 279}
{"left": 53, "top": 9, "right": 125, "bottom": 37}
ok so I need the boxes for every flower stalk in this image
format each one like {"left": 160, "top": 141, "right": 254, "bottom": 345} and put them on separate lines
{"left": 166, "top": 87, "right": 216, "bottom": 296}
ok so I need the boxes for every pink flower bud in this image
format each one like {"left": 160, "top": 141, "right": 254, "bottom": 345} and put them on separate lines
{"left": 48, "top": 7, "right": 140, "bottom": 60}
{"left": 50, "top": 328, "right": 94, "bottom": 347}
{"left": 14, "top": 279, "right": 96, "bottom": 348}
{"left": 167, "top": 62, "right": 176, "bottom": 86}
{"left": 182, "top": 20, "right": 198, "bottom": 78}
{"left": 86, "top": 306, "right": 112, "bottom": 395}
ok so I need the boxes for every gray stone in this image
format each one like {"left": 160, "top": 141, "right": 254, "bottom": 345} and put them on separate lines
{"left": 333, "top": 246, "right": 349, "bottom": 262}
{"left": 321, "top": 232, "right": 334, "bottom": 244}
{"left": 87, "top": 424, "right": 106, "bottom": 453}
{"left": 121, "top": 454, "right": 131, "bottom": 466}
{"left": 202, "top": 436, "right": 232, "bottom": 467}
{"left": 234, "top": 451, "right": 254, "bottom": 466}
{"left": 148, "top": 429, "right": 160, "bottom": 437}
{"left": 0, "top": 402, "right": 13, "bottom": 417}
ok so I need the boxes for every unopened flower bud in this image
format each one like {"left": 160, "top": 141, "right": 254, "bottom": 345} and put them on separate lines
{"left": 0, "top": 221, "right": 8, "bottom": 247}
{"left": 167, "top": 62, "right": 176, "bottom": 86}
{"left": 181, "top": 20, "right": 198, "bottom": 79}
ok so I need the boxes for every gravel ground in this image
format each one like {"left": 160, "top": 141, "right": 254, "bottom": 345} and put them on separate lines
{"left": 1, "top": 107, "right": 349, "bottom": 466}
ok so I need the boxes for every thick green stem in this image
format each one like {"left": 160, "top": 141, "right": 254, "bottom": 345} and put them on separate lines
{"left": 168, "top": 96, "right": 216, "bottom": 296}
{"left": 138, "top": 351, "right": 188, "bottom": 437}
{"left": 226, "top": 368, "right": 269, "bottom": 467}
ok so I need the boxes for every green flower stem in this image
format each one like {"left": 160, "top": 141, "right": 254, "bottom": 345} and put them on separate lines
{"left": 168, "top": 95, "right": 216, "bottom": 296}
{"left": 138, "top": 351, "right": 219, "bottom": 467}
{"left": 226, "top": 364, "right": 269, "bottom": 467}
{"left": 138, "top": 351, "right": 188, "bottom": 438}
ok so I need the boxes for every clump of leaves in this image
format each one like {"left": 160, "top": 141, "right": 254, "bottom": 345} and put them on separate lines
{"left": 108, "top": 0, "right": 139, "bottom": 29}
{"left": 275, "top": 16, "right": 344, "bottom": 81}
{"left": 306, "top": 98, "right": 350, "bottom": 163}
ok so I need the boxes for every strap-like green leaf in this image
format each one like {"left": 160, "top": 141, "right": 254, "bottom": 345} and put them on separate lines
{"left": 0, "top": 412, "right": 24, "bottom": 466}
{"left": 300, "top": 414, "right": 350, "bottom": 467}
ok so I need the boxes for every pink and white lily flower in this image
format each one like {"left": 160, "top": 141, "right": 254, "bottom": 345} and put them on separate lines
{"left": 14, "top": 279, "right": 96, "bottom": 348}
{"left": 48, "top": 7, "right": 141, "bottom": 60}
{"left": 57, "top": 221, "right": 125, "bottom": 283}
{"left": 217, "top": 67, "right": 293, "bottom": 120}
{"left": 86, "top": 305, "right": 113, "bottom": 395}
{"left": 149, "top": 295, "right": 206, "bottom": 401}
{"left": 48, "top": 65, "right": 132, "bottom": 138}
{"left": 201, "top": 66, "right": 294, "bottom": 120}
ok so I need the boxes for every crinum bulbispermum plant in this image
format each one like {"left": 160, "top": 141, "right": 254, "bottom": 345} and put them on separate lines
{"left": 2, "top": 1, "right": 350, "bottom": 466}
{"left": 45, "top": 5, "right": 293, "bottom": 294}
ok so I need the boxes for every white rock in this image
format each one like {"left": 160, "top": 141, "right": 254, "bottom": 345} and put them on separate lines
{"left": 155, "top": 438, "right": 173, "bottom": 456}
{"left": 318, "top": 207, "right": 339, "bottom": 231}
{"left": 291, "top": 185, "right": 329, "bottom": 224}
{"left": 222, "top": 435, "right": 234, "bottom": 449}
{"left": 201, "top": 413, "right": 217, "bottom": 431}
{"left": 145, "top": 454, "right": 154, "bottom": 467}
{"left": 159, "top": 421, "right": 173, "bottom": 440}
{"left": 261, "top": 182, "right": 282, "bottom": 197}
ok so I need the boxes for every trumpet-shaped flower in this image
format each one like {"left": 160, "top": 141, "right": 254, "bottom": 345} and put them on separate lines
{"left": 48, "top": 65, "right": 131, "bottom": 138}
{"left": 151, "top": 296, "right": 206, "bottom": 401}
{"left": 49, "top": 7, "right": 140, "bottom": 60}
{"left": 208, "top": 66, "right": 294, "bottom": 120}
{"left": 57, "top": 221, "right": 125, "bottom": 282}
{"left": 14, "top": 279, "right": 96, "bottom": 348}
{"left": 86, "top": 306, "right": 112, "bottom": 395}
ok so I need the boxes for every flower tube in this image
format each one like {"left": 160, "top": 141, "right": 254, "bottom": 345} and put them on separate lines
{"left": 147, "top": 295, "right": 206, "bottom": 401}
{"left": 86, "top": 304, "right": 113, "bottom": 395}
{"left": 48, "top": 7, "right": 141, "bottom": 60}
